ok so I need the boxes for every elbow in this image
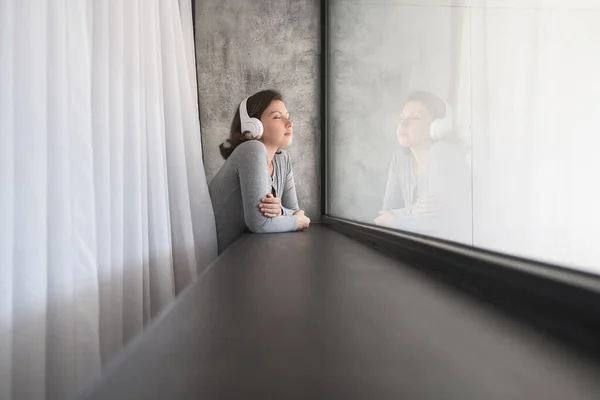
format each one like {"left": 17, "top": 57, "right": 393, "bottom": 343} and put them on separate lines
{"left": 248, "top": 225, "right": 267, "bottom": 234}
{"left": 246, "top": 219, "right": 269, "bottom": 234}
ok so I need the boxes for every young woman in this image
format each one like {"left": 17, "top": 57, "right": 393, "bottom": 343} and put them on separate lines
{"left": 209, "top": 90, "right": 311, "bottom": 254}
{"left": 374, "top": 91, "right": 471, "bottom": 243}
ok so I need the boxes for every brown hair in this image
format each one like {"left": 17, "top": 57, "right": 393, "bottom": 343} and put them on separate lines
{"left": 219, "top": 89, "right": 283, "bottom": 160}
{"left": 407, "top": 91, "right": 447, "bottom": 120}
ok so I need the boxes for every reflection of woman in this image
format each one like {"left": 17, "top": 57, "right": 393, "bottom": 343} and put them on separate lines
{"left": 209, "top": 90, "right": 311, "bottom": 254}
{"left": 374, "top": 91, "right": 471, "bottom": 242}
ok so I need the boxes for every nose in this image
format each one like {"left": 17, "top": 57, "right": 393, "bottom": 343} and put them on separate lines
{"left": 286, "top": 118, "right": 293, "bottom": 128}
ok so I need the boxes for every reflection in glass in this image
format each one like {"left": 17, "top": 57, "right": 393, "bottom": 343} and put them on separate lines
{"left": 374, "top": 92, "right": 471, "bottom": 243}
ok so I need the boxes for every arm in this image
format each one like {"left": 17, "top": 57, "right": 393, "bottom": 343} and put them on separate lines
{"left": 280, "top": 153, "right": 300, "bottom": 217}
{"left": 375, "top": 153, "right": 409, "bottom": 226}
{"left": 236, "top": 141, "right": 299, "bottom": 233}
{"left": 382, "top": 152, "right": 409, "bottom": 216}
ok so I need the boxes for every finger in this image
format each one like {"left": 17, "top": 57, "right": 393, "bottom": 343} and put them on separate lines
{"left": 260, "top": 204, "right": 280, "bottom": 212}
{"left": 261, "top": 197, "right": 280, "bottom": 204}
{"left": 263, "top": 212, "right": 279, "bottom": 218}
{"left": 266, "top": 193, "right": 274, "bottom": 198}
{"left": 260, "top": 208, "right": 279, "bottom": 216}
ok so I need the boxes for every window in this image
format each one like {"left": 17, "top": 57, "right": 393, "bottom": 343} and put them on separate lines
{"left": 326, "top": 0, "right": 600, "bottom": 274}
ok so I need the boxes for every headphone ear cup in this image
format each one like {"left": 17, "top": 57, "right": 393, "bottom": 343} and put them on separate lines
{"left": 430, "top": 120, "right": 445, "bottom": 141}
{"left": 240, "top": 117, "right": 263, "bottom": 139}
{"left": 249, "top": 118, "right": 264, "bottom": 139}
{"left": 242, "top": 118, "right": 263, "bottom": 139}
{"left": 429, "top": 101, "right": 453, "bottom": 141}
{"left": 239, "top": 96, "right": 264, "bottom": 139}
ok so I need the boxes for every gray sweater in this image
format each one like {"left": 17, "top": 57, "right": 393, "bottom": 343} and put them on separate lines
{"left": 382, "top": 142, "right": 472, "bottom": 243}
{"left": 209, "top": 140, "right": 300, "bottom": 254}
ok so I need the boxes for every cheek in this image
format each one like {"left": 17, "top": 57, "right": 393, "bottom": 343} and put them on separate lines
{"left": 261, "top": 121, "right": 285, "bottom": 142}
{"left": 261, "top": 121, "right": 275, "bottom": 138}
{"left": 411, "top": 123, "right": 430, "bottom": 139}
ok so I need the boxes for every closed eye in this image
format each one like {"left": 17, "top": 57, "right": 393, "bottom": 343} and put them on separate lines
{"left": 270, "top": 109, "right": 290, "bottom": 118}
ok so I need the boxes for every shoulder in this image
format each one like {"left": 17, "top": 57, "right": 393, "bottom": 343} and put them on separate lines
{"left": 390, "top": 148, "right": 412, "bottom": 168}
{"left": 274, "top": 148, "right": 295, "bottom": 174}
{"left": 232, "top": 140, "right": 268, "bottom": 157}
{"left": 229, "top": 140, "right": 268, "bottom": 165}
{"left": 275, "top": 148, "right": 292, "bottom": 164}
{"left": 430, "top": 141, "right": 466, "bottom": 162}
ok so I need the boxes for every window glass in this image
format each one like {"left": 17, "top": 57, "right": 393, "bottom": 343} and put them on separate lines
{"left": 328, "top": 0, "right": 600, "bottom": 273}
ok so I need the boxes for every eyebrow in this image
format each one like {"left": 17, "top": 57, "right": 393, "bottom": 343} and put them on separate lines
{"left": 269, "top": 111, "right": 289, "bottom": 116}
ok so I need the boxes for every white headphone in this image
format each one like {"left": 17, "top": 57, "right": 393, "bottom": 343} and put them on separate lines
{"left": 239, "top": 97, "right": 264, "bottom": 139}
{"left": 429, "top": 100, "right": 454, "bottom": 141}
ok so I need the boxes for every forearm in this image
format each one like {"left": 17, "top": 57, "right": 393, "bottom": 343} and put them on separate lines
{"left": 388, "top": 207, "right": 410, "bottom": 217}
{"left": 382, "top": 155, "right": 405, "bottom": 211}
{"left": 246, "top": 213, "right": 299, "bottom": 234}
{"left": 281, "top": 205, "right": 300, "bottom": 217}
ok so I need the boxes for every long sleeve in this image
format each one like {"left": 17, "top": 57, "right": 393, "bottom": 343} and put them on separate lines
{"left": 280, "top": 153, "right": 300, "bottom": 217}
{"left": 236, "top": 141, "right": 299, "bottom": 233}
{"left": 382, "top": 152, "right": 408, "bottom": 216}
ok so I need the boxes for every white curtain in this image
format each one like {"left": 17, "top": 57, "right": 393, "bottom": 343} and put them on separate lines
{"left": 0, "top": 0, "right": 217, "bottom": 399}
{"left": 465, "top": 1, "right": 600, "bottom": 272}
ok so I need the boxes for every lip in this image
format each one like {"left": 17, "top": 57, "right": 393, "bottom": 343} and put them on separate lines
{"left": 284, "top": 132, "right": 293, "bottom": 136}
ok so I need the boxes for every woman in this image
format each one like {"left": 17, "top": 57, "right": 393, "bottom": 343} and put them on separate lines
{"left": 209, "top": 89, "right": 311, "bottom": 254}
{"left": 374, "top": 91, "right": 471, "bottom": 243}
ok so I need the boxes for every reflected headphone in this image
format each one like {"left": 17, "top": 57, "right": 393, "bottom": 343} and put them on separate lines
{"left": 239, "top": 97, "right": 264, "bottom": 139}
{"left": 429, "top": 100, "right": 454, "bottom": 141}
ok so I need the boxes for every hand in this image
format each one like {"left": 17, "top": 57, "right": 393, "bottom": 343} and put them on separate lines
{"left": 374, "top": 210, "right": 395, "bottom": 227}
{"left": 411, "top": 195, "right": 441, "bottom": 216}
{"left": 259, "top": 193, "right": 283, "bottom": 218}
{"left": 294, "top": 210, "right": 311, "bottom": 231}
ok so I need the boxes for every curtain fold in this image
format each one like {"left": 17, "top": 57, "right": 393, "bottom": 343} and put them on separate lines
{"left": 466, "top": 1, "right": 600, "bottom": 272}
{"left": 0, "top": 1, "right": 217, "bottom": 399}
{"left": 0, "top": 0, "right": 15, "bottom": 397}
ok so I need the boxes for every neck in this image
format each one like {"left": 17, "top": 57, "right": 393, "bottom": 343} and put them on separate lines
{"left": 410, "top": 146, "right": 431, "bottom": 174}
{"left": 265, "top": 145, "right": 278, "bottom": 165}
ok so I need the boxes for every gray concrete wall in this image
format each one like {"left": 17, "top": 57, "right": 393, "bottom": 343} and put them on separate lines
{"left": 195, "top": 0, "right": 320, "bottom": 220}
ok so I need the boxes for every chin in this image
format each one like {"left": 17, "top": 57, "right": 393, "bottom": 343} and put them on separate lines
{"left": 280, "top": 136, "right": 293, "bottom": 147}
{"left": 397, "top": 137, "right": 411, "bottom": 148}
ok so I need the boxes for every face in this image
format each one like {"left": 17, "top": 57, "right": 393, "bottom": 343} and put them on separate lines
{"left": 259, "top": 100, "right": 294, "bottom": 148}
{"left": 396, "top": 100, "right": 434, "bottom": 148}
